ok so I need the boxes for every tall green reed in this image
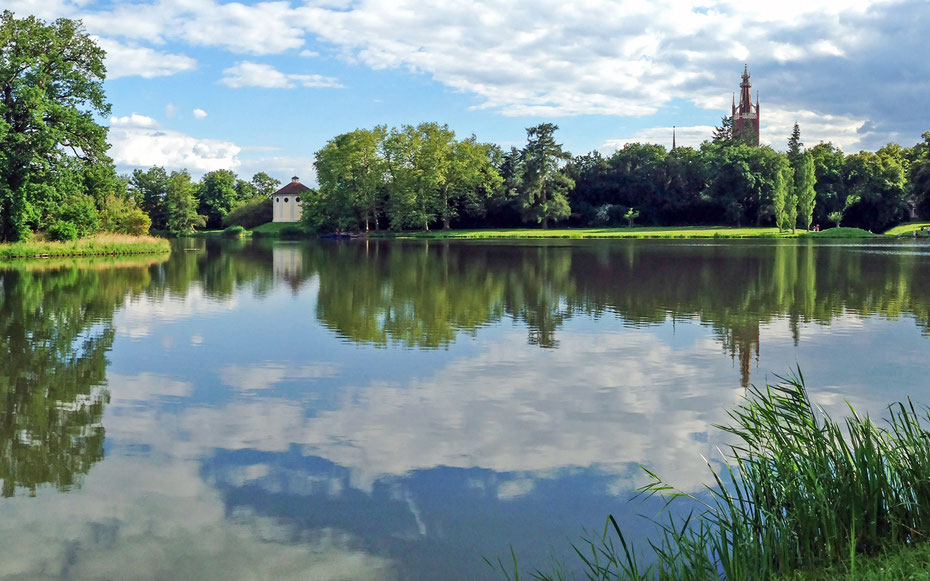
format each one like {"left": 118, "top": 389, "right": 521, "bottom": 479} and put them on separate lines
{"left": 503, "top": 371, "right": 930, "bottom": 580}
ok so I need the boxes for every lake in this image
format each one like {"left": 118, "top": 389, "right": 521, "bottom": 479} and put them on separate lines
{"left": 1, "top": 237, "right": 929, "bottom": 580}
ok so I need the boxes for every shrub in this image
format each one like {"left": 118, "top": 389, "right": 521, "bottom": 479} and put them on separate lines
{"left": 46, "top": 220, "right": 78, "bottom": 241}
{"left": 99, "top": 194, "right": 152, "bottom": 235}
{"left": 279, "top": 225, "right": 306, "bottom": 238}
{"left": 222, "top": 225, "right": 246, "bottom": 238}
{"left": 223, "top": 197, "right": 272, "bottom": 229}
{"left": 54, "top": 193, "right": 99, "bottom": 237}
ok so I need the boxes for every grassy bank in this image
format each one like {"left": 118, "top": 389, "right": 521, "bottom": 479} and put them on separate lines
{"left": 367, "top": 226, "right": 891, "bottom": 240}
{"left": 0, "top": 233, "right": 171, "bottom": 260}
{"left": 503, "top": 374, "right": 930, "bottom": 580}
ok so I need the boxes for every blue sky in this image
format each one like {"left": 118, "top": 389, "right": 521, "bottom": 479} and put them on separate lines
{"left": 10, "top": 0, "right": 930, "bottom": 184}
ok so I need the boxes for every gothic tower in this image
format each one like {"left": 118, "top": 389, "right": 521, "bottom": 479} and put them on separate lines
{"left": 731, "top": 65, "right": 760, "bottom": 146}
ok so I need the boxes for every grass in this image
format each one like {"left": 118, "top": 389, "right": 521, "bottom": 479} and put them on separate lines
{"left": 250, "top": 221, "right": 301, "bottom": 234}
{"left": 799, "top": 227, "right": 879, "bottom": 238}
{"left": 499, "top": 372, "right": 930, "bottom": 581}
{"left": 368, "top": 226, "right": 889, "bottom": 240}
{"left": 778, "top": 542, "right": 930, "bottom": 580}
{"left": 0, "top": 233, "right": 171, "bottom": 260}
{"left": 884, "top": 223, "right": 930, "bottom": 236}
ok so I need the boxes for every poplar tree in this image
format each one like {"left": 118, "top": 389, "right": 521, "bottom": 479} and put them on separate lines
{"left": 796, "top": 151, "right": 817, "bottom": 230}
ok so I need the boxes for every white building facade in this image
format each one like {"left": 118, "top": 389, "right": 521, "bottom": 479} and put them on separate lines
{"left": 271, "top": 176, "right": 310, "bottom": 223}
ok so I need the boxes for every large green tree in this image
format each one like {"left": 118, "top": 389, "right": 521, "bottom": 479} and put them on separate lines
{"left": 130, "top": 166, "right": 170, "bottom": 230}
{"left": 166, "top": 170, "right": 205, "bottom": 235}
{"left": 519, "top": 123, "right": 573, "bottom": 228}
{"left": 796, "top": 151, "right": 817, "bottom": 230}
{"left": 0, "top": 11, "right": 110, "bottom": 241}
{"left": 197, "top": 169, "right": 238, "bottom": 228}
{"left": 314, "top": 126, "right": 387, "bottom": 231}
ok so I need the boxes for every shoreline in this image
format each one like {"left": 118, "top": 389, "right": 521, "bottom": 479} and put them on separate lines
{"left": 0, "top": 234, "right": 171, "bottom": 261}
{"left": 364, "top": 226, "right": 881, "bottom": 240}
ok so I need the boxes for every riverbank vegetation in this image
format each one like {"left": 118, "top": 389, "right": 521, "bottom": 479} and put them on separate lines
{"left": 0, "top": 234, "right": 170, "bottom": 260}
{"left": 499, "top": 374, "right": 930, "bottom": 580}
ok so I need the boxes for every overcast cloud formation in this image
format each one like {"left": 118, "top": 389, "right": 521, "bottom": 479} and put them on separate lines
{"left": 9, "top": 0, "right": 930, "bottom": 177}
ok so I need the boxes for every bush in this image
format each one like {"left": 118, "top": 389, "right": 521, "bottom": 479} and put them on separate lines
{"left": 279, "top": 225, "right": 307, "bottom": 238}
{"left": 223, "top": 197, "right": 272, "bottom": 229}
{"left": 99, "top": 194, "right": 152, "bottom": 235}
{"left": 46, "top": 220, "right": 78, "bottom": 241}
{"left": 222, "top": 225, "right": 246, "bottom": 238}
{"left": 54, "top": 193, "right": 99, "bottom": 237}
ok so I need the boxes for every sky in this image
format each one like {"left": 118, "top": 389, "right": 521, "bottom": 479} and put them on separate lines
{"left": 8, "top": 0, "right": 930, "bottom": 184}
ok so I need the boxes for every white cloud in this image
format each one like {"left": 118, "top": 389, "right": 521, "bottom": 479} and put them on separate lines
{"left": 94, "top": 37, "right": 197, "bottom": 79}
{"left": 163, "top": 103, "right": 178, "bottom": 118}
{"left": 219, "top": 362, "right": 340, "bottom": 391}
{"left": 193, "top": 108, "right": 208, "bottom": 120}
{"left": 220, "top": 61, "right": 343, "bottom": 89}
{"left": 603, "top": 125, "right": 717, "bottom": 151}
{"left": 108, "top": 126, "right": 241, "bottom": 174}
{"left": 110, "top": 113, "right": 158, "bottom": 128}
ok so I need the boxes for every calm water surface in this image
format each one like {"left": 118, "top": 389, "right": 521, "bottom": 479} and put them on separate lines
{"left": 2, "top": 238, "right": 930, "bottom": 579}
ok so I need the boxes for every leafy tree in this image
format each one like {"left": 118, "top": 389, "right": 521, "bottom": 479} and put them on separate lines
{"left": 809, "top": 143, "right": 847, "bottom": 225}
{"left": 99, "top": 194, "right": 151, "bottom": 235}
{"left": 251, "top": 172, "right": 281, "bottom": 198}
{"left": 773, "top": 160, "right": 791, "bottom": 232}
{"left": 909, "top": 132, "right": 930, "bottom": 218}
{"left": 197, "top": 169, "right": 238, "bottom": 228}
{"left": 0, "top": 11, "right": 110, "bottom": 241}
{"left": 439, "top": 136, "right": 502, "bottom": 229}
{"left": 828, "top": 211, "right": 843, "bottom": 228}
{"left": 166, "top": 170, "right": 205, "bottom": 235}
{"left": 130, "top": 166, "right": 170, "bottom": 230}
{"left": 624, "top": 207, "right": 640, "bottom": 227}
{"left": 843, "top": 148, "right": 908, "bottom": 232}
{"left": 315, "top": 126, "right": 387, "bottom": 231}
{"left": 519, "top": 123, "right": 573, "bottom": 228}
{"left": 796, "top": 151, "right": 817, "bottom": 230}
{"left": 234, "top": 178, "right": 256, "bottom": 202}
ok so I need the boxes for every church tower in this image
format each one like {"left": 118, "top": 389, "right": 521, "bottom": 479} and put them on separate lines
{"left": 731, "top": 65, "right": 760, "bottom": 146}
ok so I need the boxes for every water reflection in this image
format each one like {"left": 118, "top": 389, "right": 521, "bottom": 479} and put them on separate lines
{"left": 3, "top": 239, "right": 930, "bottom": 579}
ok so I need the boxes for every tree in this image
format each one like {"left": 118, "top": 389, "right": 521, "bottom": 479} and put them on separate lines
{"left": 843, "top": 148, "right": 908, "bottom": 232}
{"left": 197, "top": 169, "right": 238, "bottom": 228}
{"left": 712, "top": 116, "right": 733, "bottom": 145}
{"left": 796, "top": 151, "right": 817, "bottom": 230}
{"left": 773, "top": 159, "right": 792, "bottom": 232}
{"left": 809, "top": 142, "right": 847, "bottom": 225}
{"left": 439, "top": 136, "right": 502, "bottom": 229}
{"left": 314, "top": 126, "right": 386, "bottom": 231}
{"left": 130, "top": 166, "right": 170, "bottom": 230}
{"left": 0, "top": 11, "right": 110, "bottom": 241}
{"left": 787, "top": 123, "right": 803, "bottom": 168}
{"left": 828, "top": 211, "right": 843, "bottom": 228}
{"left": 624, "top": 207, "right": 640, "bottom": 227}
{"left": 519, "top": 123, "right": 573, "bottom": 228}
{"left": 165, "top": 170, "right": 205, "bottom": 235}
{"left": 251, "top": 172, "right": 281, "bottom": 198}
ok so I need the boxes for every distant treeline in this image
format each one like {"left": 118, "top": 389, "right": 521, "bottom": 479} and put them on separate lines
{"left": 300, "top": 121, "right": 930, "bottom": 233}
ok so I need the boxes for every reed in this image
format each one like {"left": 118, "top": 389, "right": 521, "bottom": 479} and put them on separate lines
{"left": 508, "top": 372, "right": 930, "bottom": 580}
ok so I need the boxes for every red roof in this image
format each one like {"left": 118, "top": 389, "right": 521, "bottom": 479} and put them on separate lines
{"left": 270, "top": 181, "right": 310, "bottom": 197}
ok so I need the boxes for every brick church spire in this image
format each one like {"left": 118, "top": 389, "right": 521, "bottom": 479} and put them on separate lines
{"left": 731, "top": 65, "right": 760, "bottom": 146}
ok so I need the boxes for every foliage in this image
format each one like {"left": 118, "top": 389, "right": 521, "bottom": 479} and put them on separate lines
{"left": 796, "top": 151, "right": 817, "bottom": 230}
{"left": 197, "top": 169, "right": 239, "bottom": 228}
{"left": 0, "top": 11, "right": 110, "bottom": 242}
{"left": 624, "top": 207, "right": 640, "bottom": 227}
{"left": 130, "top": 166, "right": 170, "bottom": 231}
{"left": 46, "top": 220, "right": 79, "bottom": 241}
{"left": 222, "top": 225, "right": 246, "bottom": 238}
{"left": 519, "top": 123, "right": 573, "bottom": 228}
{"left": 279, "top": 225, "right": 307, "bottom": 238}
{"left": 165, "top": 170, "right": 205, "bottom": 235}
{"left": 53, "top": 193, "right": 99, "bottom": 237}
{"left": 223, "top": 197, "right": 272, "bottom": 229}
{"left": 843, "top": 147, "right": 908, "bottom": 232}
{"left": 828, "top": 211, "right": 843, "bottom": 228}
{"left": 99, "top": 194, "right": 152, "bottom": 235}
{"left": 314, "top": 126, "right": 387, "bottom": 231}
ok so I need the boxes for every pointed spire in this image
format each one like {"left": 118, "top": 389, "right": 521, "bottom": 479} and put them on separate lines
{"left": 672, "top": 126, "right": 676, "bottom": 150}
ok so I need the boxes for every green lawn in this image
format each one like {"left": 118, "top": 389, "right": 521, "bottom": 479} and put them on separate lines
{"left": 251, "top": 221, "right": 304, "bottom": 234}
{"left": 884, "top": 222, "right": 930, "bottom": 236}
{"left": 368, "top": 225, "right": 892, "bottom": 240}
